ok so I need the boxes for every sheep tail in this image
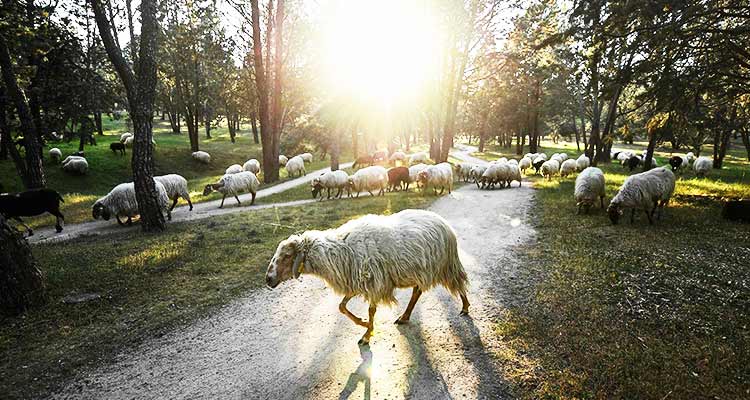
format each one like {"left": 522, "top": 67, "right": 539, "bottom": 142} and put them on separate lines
{"left": 443, "top": 234, "right": 469, "bottom": 298}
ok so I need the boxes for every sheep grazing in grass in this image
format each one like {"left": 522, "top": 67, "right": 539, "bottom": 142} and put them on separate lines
{"left": 669, "top": 155, "right": 688, "bottom": 173}
{"left": 576, "top": 154, "right": 590, "bottom": 171}
{"left": 300, "top": 152, "right": 313, "bottom": 163}
{"left": 120, "top": 132, "right": 133, "bottom": 143}
{"left": 540, "top": 159, "right": 560, "bottom": 180}
{"left": 192, "top": 151, "right": 211, "bottom": 164}
{"left": 265, "top": 209, "right": 470, "bottom": 345}
{"left": 551, "top": 153, "right": 564, "bottom": 165}
{"left": 560, "top": 159, "right": 577, "bottom": 178}
{"left": 408, "top": 163, "right": 429, "bottom": 190}
{"left": 49, "top": 148, "right": 62, "bottom": 163}
{"left": 243, "top": 159, "right": 261, "bottom": 175}
{"left": 519, "top": 157, "right": 532, "bottom": 175}
{"left": 225, "top": 164, "right": 244, "bottom": 175}
{"left": 110, "top": 142, "right": 126, "bottom": 155}
{"left": 0, "top": 188, "right": 65, "bottom": 236}
{"left": 387, "top": 166, "right": 410, "bottom": 191}
{"left": 61, "top": 156, "right": 89, "bottom": 175}
{"left": 574, "top": 167, "right": 605, "bottom": 214}
{"left": 203, "top": 171, "right": 260, "bottom": 208}
{"left": 506, "top": 163, "right": 522, "bottom": 187}
{"left": 285, "top": 155, "right": 306, "bottom": 178}
{"left": 279, "top": 154, "right": 288, "bottom": 166}
{"left": 532, "top": 155, "right": 547, "bottom": 174}
{"left": 418, "top": 163, "right": 453, "bottom": 195}
{"left": 389, "top": 151, "right": 407, "bottom": 164}
{"left": 722, "top": 199, "right": 750, "bottom": 222}
{"left": 93, "top": 181, "right": 171, "bottom": 225}
{"left": 694, "top": 156, "right": 712, "bottom": 177}
{"left": 348, "top": 166, "right": 388, "bottom": 197}
{"left": 352, "top": 154, "right": 374, "bottom": 169}
{"left": 409, "top": 151, "right": 429, "bottom": 165}
{"left": 311, "top": 170, "right": 350, "bottom": 200}
{"left": 455, "top": 162, "right": 474, "bottom": 183}
{"left": 607, "top": 167, "right": 675, "bottom": 225}
{"left": 154, "top": 174, "right": 193, "bottom": 211}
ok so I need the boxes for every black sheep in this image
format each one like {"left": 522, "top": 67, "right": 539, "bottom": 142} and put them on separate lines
{"left": 626, "top": 156, "right": 640, "bottom": 171}
{"left": 722, "top": 199, "right": 750, "bottom": 222}
{"left": 110, "top": 142, "right": 126, "bottom": 155}
{"left": 0, "top": 188, "right": 65, "bottom": 236}
{"left": 532, "top": 159, "right": 546, "bottom": 173}
{"left": 668, "top": 155, "right": 683, "bottom": 172}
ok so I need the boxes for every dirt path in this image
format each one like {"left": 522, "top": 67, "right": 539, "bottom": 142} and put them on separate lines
{"left": 29, "top": 162, "right": 352, "bottom": 245}
{"left": 51, "top": 148, "right": 537, "bottom": 399}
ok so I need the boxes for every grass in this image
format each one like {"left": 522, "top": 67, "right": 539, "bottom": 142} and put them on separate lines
{"left": 473, "top": 140, "right": 750, "bottom": 398}
{"left": 0, "top": 188, "right": 436, "bottom": 400}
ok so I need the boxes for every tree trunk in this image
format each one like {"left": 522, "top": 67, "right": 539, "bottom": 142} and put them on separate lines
{"left": 251, "top": 0, "right": 276, "bottom": 183}
{"left": 643, "top": 130, "right": 657, "bottom": 172}
{"left": 740, "top": 129, "right": 750, "bottom": 161}
{"left": 204, "top": 109, "right": 211, "bottom": 139}
{"left": 250, "top": 112, "right": 259, "bottom": 144}
{"left": 268, "top": 0, "right": 285, "bottom": 182}
{"left": 0, "top": 215, "right": 46, "bottom": 316}
{"left": 330, "top": 131, "right": 340, "bottom": 171}
{"left": 573, "top": 117, "right": 580, "bottom": 151}
{"left": 714, "top": 130, "right": 732, "bottom": 169}
{"left": 94, "top": 112, "right": 104, "bottom": 135}
{"left": 0, "top": 87, "right": 8, "bottom": 160}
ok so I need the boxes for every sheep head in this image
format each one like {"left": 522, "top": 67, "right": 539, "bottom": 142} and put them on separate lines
{"left": 266, "top": 235, "right": 305, "bottom": 288}
{"left": 311, "top": 179, "right": 323, "bottom": 199}
{"left": 606, "top": 202, "right": 623, "bottom": 224}
{"left": 203, "top": 182, "right": 223, "bottom": 196}
{"left": 92, "top": 201, "right": 110, "bottom": 220}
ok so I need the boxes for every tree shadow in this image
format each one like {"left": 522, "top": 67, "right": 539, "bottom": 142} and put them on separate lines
{"left": 337, "top": 344, "right": 372, "bottom": 400}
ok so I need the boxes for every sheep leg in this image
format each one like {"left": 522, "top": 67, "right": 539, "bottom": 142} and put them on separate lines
{"left": 368, "top": 190, "right": 374, "bottom": 197}
{"left": 335, "top": 188, "right": 342, "bottom": 198}
{"left": 395, "top": 287, "right": 422, "bottom": 324}
{"left": 250, "top": 191, "right": 257, "bottom": 205}
{"left": 187, "top": 197, "right": 194, "bottom": 211}
{"left": 50, "top": 209, "right": 65, "bottom": 232}
{"left": 327, "top": 188, "right": 331, "bottom": 199}
{"left": 169, "top": 197, "right": 179, "bottom": 211}
{"left": 126, "top": 217, "right": 132, "bottom": 226}
{"left": 460, "top": 294, "right": 470, "bottom": 315}
{"left": 359, "top": 304, "right": 377, "bottom": 345}
{"left": 339, "top": 296, "right": 368, "bottom": 328}
{"left": 219, "top": 195, "right": 226, "bottom": 208}
{"left": 439, "top": 187, "right": 444, "bottom": 195}
{"left": 234, "top": 195, "right": 242, "bottom": 206}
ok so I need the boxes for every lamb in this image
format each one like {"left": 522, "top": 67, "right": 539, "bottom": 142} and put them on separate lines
{"left": 559, "top": 159, "right": 578, "bottom": 178}
{"left": 574, "top": 167, "right": 606, "bottom": 214}
{"left": 243, "top": 159, "right": 261, "bottom": 174}
{"left": 202, "top": 171, "right": 260, "bottom": 208}
{"left": 607, "top": 167, "right": 675, "bottom": 224}
{"left": 265, "top": 209, "right": 470, "bottom": 344}
{"left": 225, "top": 164, "right": 244, "bottom": 175}
{"left": 540, "top": 159, "right": 560, "bottom": 180}
{"left": 49, "top": 148, "right": 62, "bottom": 163}
{"left": 455, "top": 162, "right": 474, "bottom": 183}
{"left": 192, "top": 151, "right": 211, "bottom": 164}
{"left": 519, "top": 157, "right": 532, "bottom": 175}
{"left": 285, "top": 155, "right": 306, "bottom": 178}
{"left": 279, "top": 155, "right": 288, "bottom": 166}
{"left": 352, "top": 154, "right": 374, "bottom": 169}
{"left": 110, "top": 142, "right": 126, "bottom": 155}
{"left": 61, "top": 156, "right": 89, "bottom": 174}
{"left": 300, "top": 152, "right": 313, "bottom": 163}
{"left": 387, "top": 166, "right": 410, "bottom": 191}
{"left": 120, "top": 132, "right": 133, "bottom": 143}
{"left": 693, "top": 156, "right": 712, "bottom": 177}
{"left": 92, "top": 181, "right": 171, "bottom": 225}
{"left": 408, "top": 163, "right": 429, "bottom": 189}
{"left": 311, "top": 170, "right": 350, "bottom": 200}
{"left": 576, "top": 154, "right": 590, "bottom": 171}
{"left": 409, "top": 152, "right": 429, "bottom": 165}
{"left": 123, "top": 136, "right": 134, "bottom": 147}
{"left": 0, "top": 188, "right": 65, "bottom": 236}
{"left": 154, "top": 174, "right": 193, "bottom": 211}
{"left": 418, "top": 163, "right": 453, "bottom": 195}
{"left": 348, "top": 166, "right": 388, "bottom": 197}
{"left": 389, "top": 151, "right": 407, "bottom": 163}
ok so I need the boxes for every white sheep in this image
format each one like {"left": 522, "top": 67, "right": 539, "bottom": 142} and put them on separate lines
{"left": 574, "top": 167, "right": 605, "bottom": 214}
{"left": 607, "top": 167, "right": 675, "bottom": 224}
{"left": 408, "top": 163, "right": 429, "bottom": 189}
{"left": 279, "top": 154, "right": 288, "bottom": 166}
{"left": 409, "top": 152, "right": 429, "bottom": 165}
{"left": 119, "top": 132, "right": 133, "bottom": 143}
{"left": 203, "top": 171, "right": 260, "bottom": 208}
{"left": 478, "top": 163, "right": 503, "bottom": 189}
{"left": 389, "top": 151, "right": 407, "bottom": 163}
{"left": 560, "top": 159, "right": 578, "bottom": 178}
{"left": 285, "top": 155, "right": 306, "bottom": 178}
{"left": 265, "top": 209, "right": 470, "bottom": 344}
{"left": 693, "top": 156, "right": 712, "bottom": 177}
{"left": 300, "top": 152, "right": 313, "bottom": 163}
{"left": 348, "top": 166, "right": 388, "bottom": 197}
{"left": 576, "top": 154, "right": 590, "bottom": 171}
{"left": 686, "top": 152, "right": 695, "bottom": 164}
{"left": 519, "top": 157, "right": 532, "bottom": 175}
{"left": 311, "top": 170, "right": 350, "bottom": 200}
{"left": 470, "top": 164, "right": 488, "bottom": 184}
{"left": 92, "top": 181, "right": 170, "bottom": 225}
{"left": 506, "top": 162, "right": 522, "bottom": 187}
{"left": 124, "top": 136, "right": 134, "bottom": 147}
{"left": 243, "top": 159, "right": 261, "bottom": 175}
{"left": 192, "top": 151, "right": 211, "bottom": 164}
{"left": 154, "top": 174, "right": 193, "bottom": 211}
{"left": 540, "top": 159, "right": 560, "bottom": 180}
{"left": 225, "top": 164, "right": 244, "bottom": 175}
{"left": 418, "top": 162, "right": 453, "bottom": 194}
{"left": 558, "top": 153, "right": 569, "bottom": 162}
{"left": 455, "top": 162, "right": 474, "bottom": 183}
{"left": 61, "top": 156, "right": 88, "bottom": 175}
{"left": 49, "top": 148, "right": 62, "bottom": 163}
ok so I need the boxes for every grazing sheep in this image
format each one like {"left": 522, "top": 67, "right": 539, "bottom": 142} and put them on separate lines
{"left": 551, "top": 154, "right": 564, "bottom": 165}
{"left": 532, "top": 155, "right": 547, "bottom": 173}
{"left": 353, "top": 154, "right": 374, "bottom": 169}
{"left": 418, "top": 163, "right": 453, "bottom": 195}
{"left": 506, "top": 162, "right": 522, "bottom": 187}
{"left": 384, "top": 166, "right": 408, "bottom": 191}
{"left": 625, "top": 156, "right": 641, "bottom": 171}
{"left": 558, "top": 153, "right": 569, "bottom": 162}
{"left": 560, "top": 159, "right": 578, "bottom": 178}
{"left": 455, "top": 162, "right": 474, "bottom": 183}
{"left": 408, "top": 163, "right": 429, "bottom": 190}
{"left": 110, "top": 142, "right": 126, "bottom": 155}
{"left": 519, "top": 157, "right": 532, "bottom": 175}
{"left": 279, "top": 154, "right": 288, "bottom": 166}
{"left": 0, "top": 188, "right": 65, "bottom": 235}
{"left": 49, "top": 148, "right": 62, "bottom": 163}
{"left": 285, "top": 155, "right": 306, "bottom": 178}
{"left": 225, "top": 164, "right": 244, "bottom": 175}
{"left": 694, "top": 156, "right": 712, "bottom": 177}
{"left": 120, "top": 132, "right": 133, "bottom": 143}
{"left": 722, "top": 199, "right": 750, "bottom": 222}
{"left": 574, "top": 167, "right": 606, "bottom": 214}
{"left": 62, "top": 156, "right": 89, "bottom": 175}
{"left": 92, "top": 181, "right": 171, "bottom": 225}
{"left": 243, "top": 159, "right": 261, "bottom": 174}
{"left": 540, "top": 159, "right": 560, "bottom": 180}
{"left": 668, "top": 155, "right": 688, "bottom": 172}
{"left": 478, "top": 163, "right": 505, "bottom": 189}
{"left": 576, "top": 154, "right": 590, "bottom": 171}
{"left": 300, "top": 152, "right": 313, "bottom": 163}
{"left": 192, "top": 151, "right": 211, "bottom": 164}
{"left": 409, "top": 152, "right": 429, "bottom": 165}
{"left": 154, "top": 174, "right": 193, "bottom": 211}
{"left": 264, "top": 209, "right": 470, "bottom": 344}
{"left": 202, "top": 171, "right": 260, "bottom": 208}
{"left": 123, "top": 136, "right": 134, "bottom": 147}
{"left": 389, "top": 151, "right": 407, "bottom": 163}
{"left": 348, "top": 166, "right": 388, "bottom": 197}
{"left": 617, "top": 151, "right": 634, "bottom": 163}
{"left": 311, "top": 170, "right": 350, "bottom": 200}
{"left": 607, "top": 167, "right": 676, "bottom": 224}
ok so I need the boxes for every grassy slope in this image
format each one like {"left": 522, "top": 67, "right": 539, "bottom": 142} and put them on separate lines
{"left": 472, "top": 140, "right": 750, "bottom": 398}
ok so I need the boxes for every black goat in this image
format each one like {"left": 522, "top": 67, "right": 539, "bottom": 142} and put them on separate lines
{"left": 668, "top": 156, "right": 683, "bottom": 172}
{"left": 110, "top": 142, "right": 126, "bottom": 155}
{"left": 0, "top": 188, "right": 65, "bottom": 236}
{"left": 722, "top": 199, "right": 750, "bottom": 222}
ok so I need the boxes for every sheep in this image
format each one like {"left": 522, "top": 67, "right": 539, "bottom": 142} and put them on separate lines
{"left": 497, "top": 157, "right": 508, "bottom": 164}
{"left": 202, "top": 171, "right": 260, "bottom": 208}
{"left": 264, "top": 209, "right": 470, "bottom": 344}
{"left": 455, "top": 162, "right": 474, "bottom": 183}
{"left": 62, "top": 156, "right": 88, "bottom": 175}
{"left": 576, "top": 154, "right": 590, "bottom": 171}
{"left": 551, "top": 154, "right": 565, "bottom": 165}
{"left": 409, "top": 152, "right": 429, "bottom": 165}
{"left": 49, "top": 148, "right": 62, "bottom": 163}
{"left": 408, "top": 163, "right": 429, "bottom": 190}
{"left": 469, "top": 164, "right": 488, "bottom": 184}
{"left": 387, "top": 166, "right": 411, "bottom": 191}
{"left": 574, "top": 167, "right": 606, "bottom": 214}
{"left": 120, "top": 132, "right": 133, "bottom": 143}
{"left": 540, "top": 159, "right": 560, "bottom": 180}
{"left": 279, "top": 155, "right": 288, "bottom": 166}
{"left": 110, "top": 142, "right": 126, "bottom": 155}
{"left": 92, "top": 181, "right": 171, "bottom": 225}
{"left": 225, "top": 164, "right": 244, "bottom": 175}
{"left": 372, "top": 150, "right": 389, "bottom": 163}
{"left": 311, "top": 170, "right": 350, "bottom": 200}
{"left": 532, "top": 155, "right": 547, "bottom": 173}
{"left": 418, "top": 163, "right": 453, "bottom": 195}
{"left": 668, "top": 155, "right": 688, "bottom": 173}
{"left": 519, "top": 157, "right": 532, "bottom": 175}
{"left": 243, "top": 159, "right": 261, "bottom": 175}
{"left": 192, "top": 151, "right": 211, "bottom": 164}
{"left": 353, "top": 154, "right": 374, "bottom": 169}
{"left": 617, "top": 151, "right": 634, "bottom": 163}
{"left": 389, "top": 151, "right": 407, "bottom": 163}
{"left": 506, "top": 162, "right": 522, "bottom": 187}
{"left": 625, "top": 156, "right": 640, "bottom": 171}
{"left": 300, "top": 152, "right": 313, "bottom": 163}
{"left": 154, "top": 174, "right": 193, "bottom": 211}
{"left": 694, "top": 156, "right": 712, "bottom": 177}
{"left": 560, "top": 159, "right": 577, "bottom": 178}
{"left": 0, "top": 188, "right": 65, "bottom": 236}
{"left": 348, "top": 166, "right": 388, "bottom": 197}
{"left": 558, "top": 153, "right": 569, "bottom": 162}
{"left": 686, "top": 152, "right": 695, "bottom": 164}
{"left": 478, "top": 163, "right": 506, "bottom": 189}
{"left": 285, "top": 155, "right": 306, "bottom": 178}
{"left": 61, "top": 155, "right": 84, "bottom": 165}
{"left": 123, "top": 136, "right": 134, "bottom": 147}
{"left": 607, "top": 167, "right": 675, "bottom": 224}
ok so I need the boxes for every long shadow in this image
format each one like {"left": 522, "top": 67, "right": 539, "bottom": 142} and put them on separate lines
{"left": 398, "top": 321, "right": 454, "bottom": 400}
{"left": 337, "top": 345, "right": 372, "bottom": 400}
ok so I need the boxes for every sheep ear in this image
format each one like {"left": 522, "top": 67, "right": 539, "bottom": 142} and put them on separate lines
{"left": 292, "top": 251, "right": 305, "bottom": 279}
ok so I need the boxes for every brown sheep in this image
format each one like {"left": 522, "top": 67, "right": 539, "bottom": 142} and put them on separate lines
{"left": 387, "top": 166, "right": 410, "bottom": 192}
{"left": 352, "top": 155, "right": 374, "bottom": 169}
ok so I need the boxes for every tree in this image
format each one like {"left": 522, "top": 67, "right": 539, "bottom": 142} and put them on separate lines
{"left": 0, "top": 214, "right": 46, "bottom": 316}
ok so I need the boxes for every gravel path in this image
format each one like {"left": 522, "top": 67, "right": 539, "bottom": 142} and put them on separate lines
{"left": 51, "top": 148, "right": 537, "bottom": 399}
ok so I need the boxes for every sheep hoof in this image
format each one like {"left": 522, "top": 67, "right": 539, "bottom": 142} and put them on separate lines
{"left": 460, "top": 309, "right": 469, "bottom": 316}
{"left": 55, "top": 226, "right": 63, "bottom": 233}
{"left": 358, "top": 337, "right": 370, "bottom": 346}
{"left": 394, "top": 318, "right": 409, "bottom": 325}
